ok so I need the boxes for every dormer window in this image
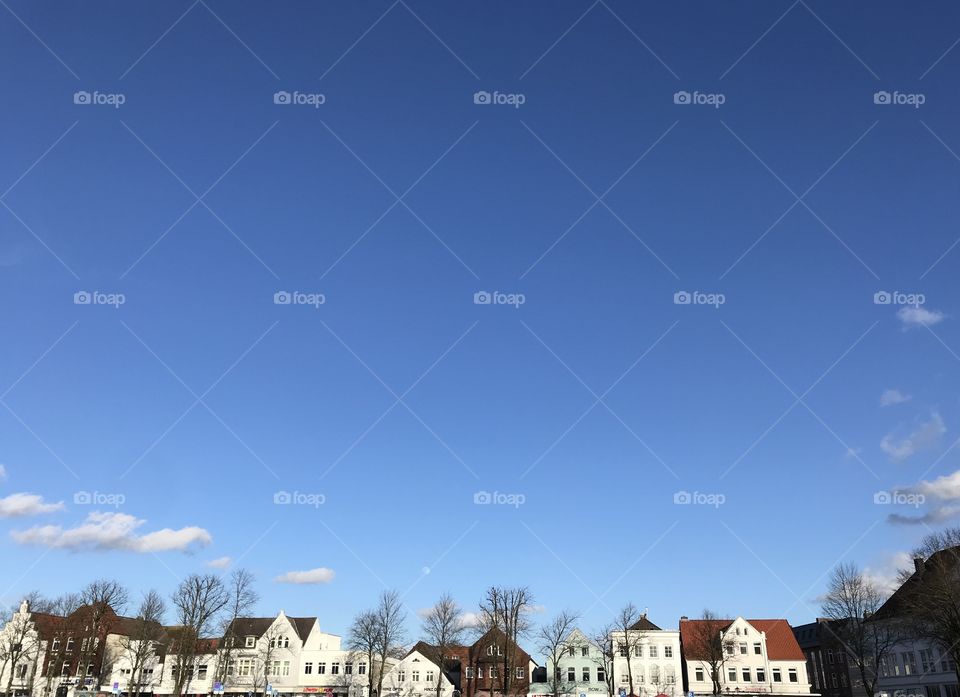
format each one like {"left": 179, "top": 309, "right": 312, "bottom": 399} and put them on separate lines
{"left": 245, "top": 636, "right": 255, "bottom": 648}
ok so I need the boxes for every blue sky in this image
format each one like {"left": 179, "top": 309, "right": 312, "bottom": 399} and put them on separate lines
{"left": 2, "top": 0, "right": 960, "bottom": 643}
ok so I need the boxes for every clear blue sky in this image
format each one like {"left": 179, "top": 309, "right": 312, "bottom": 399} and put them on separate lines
{"left": 2, "top": 0, "right": 960, "bottom": 642}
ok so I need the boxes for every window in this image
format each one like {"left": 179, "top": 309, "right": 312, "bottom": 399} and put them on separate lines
{"left": 568, "top": 647, "right": 576, "bottom": 658}
{"left": 283, "top": 636, "right": 290, "bottom": 648}
{"left": 283, "top": 661, "right": 290, "bottom": 676}
{"left": 742, "top": 669, "right": 751, "bottom": 683}
{"left": 695, "top": 668, "right": 704, "bottom": 682}
{"left": 490, "top": 667, "right": 498, "bottom": 679}
{"left": 86, "top": 664, "right": 95, "bottom": 676}
{"left": 666, "top": 668, "right": 676, "bottom": 685}
{"left": 466, "top": 667, "right": 474, "bottom": 679}
{"left": 16, "top": 665, "right": 27, "bottom": 679}
{"left": 61, "top": 662, "right": 70, "bottom": 677}
{"left": 664, "top": 646, "right": 673, "bottom": 658}
{"left": 198, "top": 665, "right": 208, "bottom": 680}
{"left": 245, "top": 636, "right": 255, "bottom": 648}
{"left": 739, "top": 643, "right": 748, "bottom": 655}
{"left": 788, "top": 669, "right": 798, "bottom": 683}
{"left": 477, "top": 668, "right": 483, "bottom": 679}
{"left": 619, "top": 643, "right": 627, "bottom": 658}
{"left": 305, "top": 663, "right": 313, "bottom": 675}
{"left": 754, "top": 643, "right": 762, "bottom": 656}
{"left": 332, "top": 663, "right": 340, "bottom": 675}
{"left": 728, "top": 668, "right": 737, "bottom": 682}
{"left": 827, "top": 650, "right": 834, "bottom": 664}
{"left": 318, "top": 662, "right": 326, "bottom": 675}
{"left": 621, "top": 674, "right": 629, "bottom": 684}
{"left": 227, "top": 661, "right": 235, "bottom": 676}
{"left": 582, "top": 668, "right": 590, "bottom": 682}
{"left": 921, "top": 650, "right": 935, "bottom": 673}
{"left": 724, "top": 642, "right": 734, "bottom": 656}
{"left": 66, "top": 638, "right": 75, "bottom": 652}
{"left": 902, "top": 652, "right": 917, "bottom": 676}
{"left": 772, "top": 669, "right": 782, "bottom": 683}
{"left": 757, "top": 669, "right": 765, "bottom": 683}
{"left": 597, "top": 667, "right": 605, "bottom": 683}
{"left": 582, "top": 647, "right": 590, "bottom": 657}
{"left": 346, "top": 662, "right": 353, "bottom": 675}
{"left": 427, "top": 671, "right": 434, "bottom": 683}
{"left": 52, "top": 638, "right": 61, "bottom": 652}
{"left": 649, "top": 646, "right": 658, "bottom": 658}
{"left": 412, "top": 670, "right": 420, "bottom": 682}
{"left": 239, "top": 659, "right": 253, "bottom": 677}
{"left": 399, "top": 670, "right": 406, "bottom": 683}
{"left": 359, "top": 663, "right": 367, "bottom": 675}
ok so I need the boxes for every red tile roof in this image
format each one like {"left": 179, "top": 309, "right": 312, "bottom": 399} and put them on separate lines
{"left": 679, "top": 619, "right": 804, "bottom": 661}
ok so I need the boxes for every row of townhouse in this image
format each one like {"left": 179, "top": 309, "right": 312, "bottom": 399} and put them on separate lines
{"left": 0, "top": 606, "right": 813, "bottom": 697}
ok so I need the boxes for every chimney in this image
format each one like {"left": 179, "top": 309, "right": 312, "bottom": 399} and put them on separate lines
{"left": 680, "top": 616, "right": 689, "bottom": 622}
{"left": 914, "top": 557, "right": 924, "bottom": 573}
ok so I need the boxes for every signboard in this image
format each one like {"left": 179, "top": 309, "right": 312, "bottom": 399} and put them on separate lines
{"left": 619, "top": 689, "right": 627, "bottom": 697}
{"left": 112, "top": 683, "right": 120, "bottom": 694}
{"left": 214, "top": 682, "right": 224, "bottom": 694}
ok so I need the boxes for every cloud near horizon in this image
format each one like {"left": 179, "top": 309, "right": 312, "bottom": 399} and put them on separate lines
{"left": 11, "top": 511, "right": 212, "bottom": 552}
{"left": 0, "top": 493, "right": 65, "bottom": 518}
{"left": 274, "top": 567, "right": 335, "bottom": 585}
{"left": 880, "top": 411, "right": 946, "bottom": 462}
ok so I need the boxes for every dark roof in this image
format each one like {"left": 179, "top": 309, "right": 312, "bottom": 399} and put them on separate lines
{"left": 872, "top": 546, "right": 960, "bottom": 622}
{"left": 225, "top": 615, "right": 317, "bottom": 641}
{"left": 30, "top": 612, "right": 65, "bottom": 640}
{"left": 680, "top": 619, "right": 804, "bottom": 661}
{"left": 628, "top": 615, "right": 662, "bottom": 631}
{"left": 289, "top": 617, "right": 317, "bottom": 640}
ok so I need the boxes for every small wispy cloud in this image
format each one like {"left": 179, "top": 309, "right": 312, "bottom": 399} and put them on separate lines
{"left": 880, "top": 411, "right": 946, "bottom": 462}
{"left": 897, "top": 306, "right": 944, "bottom": 329}
{"left": 880, "top": 389, "right": 911, "bottom": 407}
{"left": 888, "top": 469, "right": 960, "bottom": 526}
{"left": 0, "top": 465, "right": 7, "bottom": 481}
{"left": 11, "top": 511, "right": 211, "bottom": 552}
{"left": 863, "top": 551, "right": 912, "bottom": 594}
{"left": 0, "top": 493, "right": 64, "bottom": 518}
{"left": 274, "top": 567, "right": 335, "bottom": 585}
{"left": 207, "top": 556, "right": 232, "bottom": 569}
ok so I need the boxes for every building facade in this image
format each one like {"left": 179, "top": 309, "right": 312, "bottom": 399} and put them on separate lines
{"left": 792, "top": 619, "right": 865, "bottom": 697}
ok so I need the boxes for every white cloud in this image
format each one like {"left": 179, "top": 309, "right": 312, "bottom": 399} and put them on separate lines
{"left": 11, "top": 511, "right": 211, "bottom": 552}
{"left": 880, "top": 389, "right": 911, "bottom": 407}
{"left": 0, "top": 465, "right": 7, "bottom": 481}
{"left": 0, "top": 493, "right": 64, "bottom": 518}
{"left": 459, "top": 611, "right": 482, "bottom": 628}
{"left": 880, "top": 412, "right": 946, "bottom": 462}
{"left": 897, "top": 306, "right": 945, "bottom": 329}
{"left": 207, "top": 556, "right": 232, "bottom": 569}
{"left": 888, "top": 469, "right": 960, "bottom": 526}
{"left": 863, "top": 551, "right": 912, "bottom": 595}
{"left": 274, "top": 567, "right": 335, "bottom": 585}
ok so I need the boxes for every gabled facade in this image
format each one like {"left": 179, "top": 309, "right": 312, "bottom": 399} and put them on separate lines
{"left": 380, "top": 644, "right": 456, "bottom": 697}
{"left": 529, "top": 628, "right": 609, "bottom": 697}
{"left": 679, "top": 617, "right": 811, "bottom": 697}
{"left": 610, "top": 615, "right": 682, "bottom": 697}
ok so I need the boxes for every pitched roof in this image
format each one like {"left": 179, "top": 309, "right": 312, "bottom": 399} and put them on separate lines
{"left": 679, "top": 619, "right": 804, "bottom": 661}
{"left": 628, "top": 616, "right": 662, "bottom": 631}
{"left": 289, "top": 617, "right": 318, "bottom": 640}
{"left": 871, "top": 546, "right": 960, "bottom": 622}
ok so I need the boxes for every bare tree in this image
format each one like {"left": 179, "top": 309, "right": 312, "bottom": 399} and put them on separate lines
{"left": 256, "top": 624, "right": 285, "bottom": 697}
{"left": 588, "top": 625, "right": 615, "bottom": 697}
{"left": 422, "top": 594, "right": 466, "bottom": 697}
{"left": 170, "top": 574, "right": 229, "bottom": 697}
{"left": 1, "top": 595, "right": 47, "bottom": 697}
{"left": 477, "top": 586, "right": 535, "bottom": 697}
{"left": 75, "top": 579, "right": 129, "bottom": 692}
{"left": 537, "top": 611, "right": 580, "bottom": 697}
{"left": 348, "top": 610, "right": 381, "bottom": 697}
{"left": 821, "top": 563, "right": 899, "bottom": 697}
{"left": 611, "top": 604, "right": 647, "bottom": 697}
{"left": 118, "top": 591, "right": 167, "bottom": 697}
{"left": 215, "top": 570, "right": 259, "bottom": 688}
{"left": 896, "top": 528, "right": 960, "bottom": 684}
{"left": 375, "top": 591, "right": 407, "bottom": 697}
{"left": 682, "top": 611, "right": 730, "bottom": 696}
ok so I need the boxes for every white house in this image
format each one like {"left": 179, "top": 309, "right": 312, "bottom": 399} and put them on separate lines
{"left": 529, "top": 628, "right": 609, "bottom": 697}
{"left": 380, "top": 644, "right": 455, "bottom": 697}
{"left": 610, "top": 615, "right": 682, "bottom": 697}
{"left": 679, "top": 617, "right": 812, "bottom": 697}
